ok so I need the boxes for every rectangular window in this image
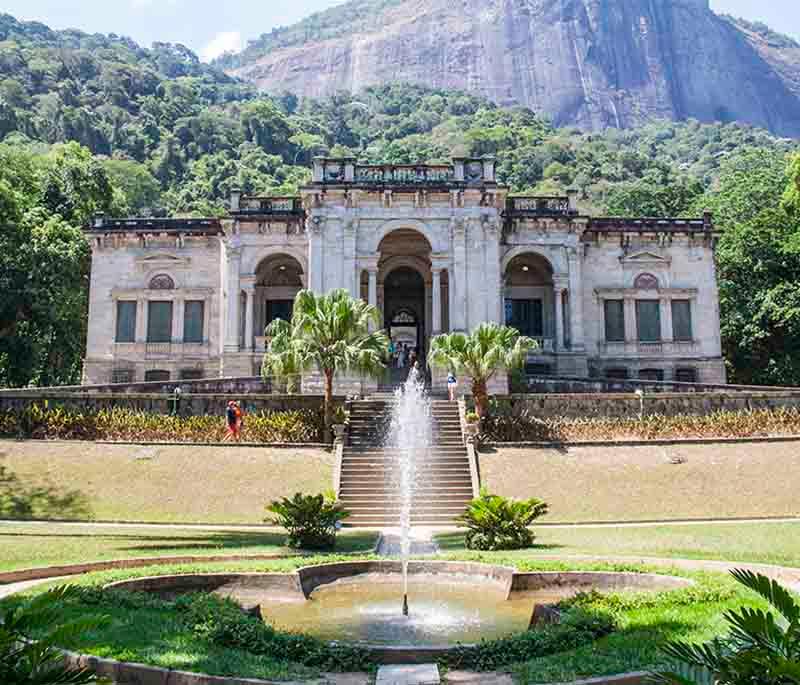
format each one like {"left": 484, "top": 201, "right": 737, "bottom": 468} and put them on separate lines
{"left": 505, "top": 299, "right": 544, "bottom": 338}
{"left": 179, "top": 369, "right": 204, "bottom": 380}
{"left": 639, "top": 369, "right": 665, "bottom": 382}
{"left": 603, "top": 300, "right": 625, "bottom": 342}
{"left": 636, "top": 300, "right": 661, "bottom": 342}
{"left": 183, "top": 301, "right": 205, "bottom": 343}
{"left": 145, "top": 370, "right": 170, "bottom": 382}
{"left": 672, "top": 300, "right": 693, "bottom": 341}
{"left": 675, "top": 367, "right": 698, "bottom": 383}
{"left": 147, "top": 301, "right": 173, "bottom": 343}
{"left": 605, "top": 368, "right": 629, "bottom": 380}
{"left": 266, "top": 300, "right": 293, "bottom": 324}
{"left": 115, "top": 301, "right": 137, "bottom": 343}
{"left": 111, "top": 368, "right": 134, "bottom": 384}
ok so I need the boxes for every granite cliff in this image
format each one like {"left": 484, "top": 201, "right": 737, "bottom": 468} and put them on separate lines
{"left": 226, "top": 0, "right": 800, "bottom": 136}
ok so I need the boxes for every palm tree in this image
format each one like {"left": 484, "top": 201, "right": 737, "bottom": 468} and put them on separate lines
{"left": 655, "top": 569, "right": 800, "bottom": 684}
{"left": 263, "top": 289, "right": 389, "bottom": 433}
{"left": 261, "top": 318, "right": 302, "bottom": 394}
{"left": 0, "top": 585, "right": 109, "bottom": 684}
{"left": 429, "top": 322, "right": 536, "bottom": 417}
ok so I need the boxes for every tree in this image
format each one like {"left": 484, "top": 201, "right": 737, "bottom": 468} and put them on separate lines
{"left": 429, "top": 323, "right": 535, "bottom": 417}
{"left": 0, "top": 585, "right": 109, "bottom": 684}
{"left": 656, "top": 569, "right": 800, "bottom": 684}
{"left": 263, "top": 289, "right": 389, "bottom": 433}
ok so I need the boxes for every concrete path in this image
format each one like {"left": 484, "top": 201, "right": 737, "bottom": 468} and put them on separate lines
{"left": 3, "top": 515, "right": 800, "bottom": 533}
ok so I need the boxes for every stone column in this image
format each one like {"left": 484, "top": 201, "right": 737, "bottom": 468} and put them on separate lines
{"left": 660, "top": 296, "right": 673, "bottom": 343}
{"left": 553, "top": 284, "right": 565, "bottom": 352}
{"left": 624, "top": 299, "right": 637, "bottom": 343}
{"left": 224, "top": 242, "right": 242, "bottom": 353}
{"left": 343, "top": 218, "right": 358, "bottom": 298}
{"left": 172, "top": 296, "right": 184, "bottom": 343}
{"left": 451, "top": 218, "right": 467, "bottom": 331}
{"left": 567, "top": 248, "right": 586, "bottom": 351}
{"left": 244, "top": 286, "right": 255, "bottom": 351}
{"left": 431, "top": 267, "right": 443, "bottom": 334}
{"left": 368, "top": 269, "right": 378, "bottom": 308}
{"left": 135, "top": 298, "right": 147, "bottom": 343}
{"left": 307, "top": 216, "right": 325, "bottom": 293}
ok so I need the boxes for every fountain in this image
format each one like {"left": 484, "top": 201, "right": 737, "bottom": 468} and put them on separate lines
{"left": 384, "top": 365, "right": 432, "bottom": 617}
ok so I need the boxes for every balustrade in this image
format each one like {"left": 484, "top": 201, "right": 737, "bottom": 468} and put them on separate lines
{"left": 508, "top": 196, "right": 573, "bottom": 216}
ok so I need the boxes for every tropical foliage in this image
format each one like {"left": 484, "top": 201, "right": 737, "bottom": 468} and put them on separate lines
{"left": 263, "top": 289, "right": 388, "bottom": 432}
{"left": 0, "top": 10, "right": 799, "bottom": 388}
{"left": 480, "top": 402, "right": 800, "bottom": 443}
{"left": 458, "top": 489, "right": 549, "bottom": 551}
{"left": 0, "top": 585, "right": 109, "bottom": 684}
{"left": 430, "top": 323, "right": 535, "bottom": 417}
{"left": 0, "top": 404, "right": 325, "bottom": 443}
{"left": 656, "top": 569, "right": 800, "bottom": 685}
{"left": 265, "top": 492, "right": 350, "bottom": 550}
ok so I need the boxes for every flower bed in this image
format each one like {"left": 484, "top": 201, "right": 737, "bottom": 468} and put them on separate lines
{"left": 0, "top": 404, "right": 325, "bottom": 443}
{"left": 481, "top": 404, "right": 800, "bottom": 443}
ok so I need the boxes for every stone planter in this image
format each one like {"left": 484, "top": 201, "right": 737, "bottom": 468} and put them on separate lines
{"left": 332, "top": 423, "right": 347, "bottom": 442}
{"left": 464, "top": 421, "right": 480, "bottom": 440}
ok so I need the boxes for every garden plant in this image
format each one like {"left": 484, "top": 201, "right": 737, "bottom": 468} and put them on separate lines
{"left": 266, "top": 492, "right": 351, "bottom": 550}
{"left": 263, "top": 289, "right": 389, "bottom": 433}
{"left": 430, "top": 322, "right": 535, "bottom": 417}
{"left": 458, "top": 489, "right": 549, "bottom": 551}
{"left": 0, "top": 585, "right": 109, "bottom": 684}
{"left": 656, "top": 569, "right": 800, "bottom": 684}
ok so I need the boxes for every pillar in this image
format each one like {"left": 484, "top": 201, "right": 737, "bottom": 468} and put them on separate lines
{"left": 224, "top": 245, "right": 242, "bottom": 352}
{"left": 135, "top": 298, "right": 146, "bottom": 343}
{"left": 624, "top": 299, "right": 637, "bottom": 343}
{"left": 244, "top": 287, "right": 255, "bottom": 350}
{"left": 172, "top": 296, "right": 184, "bottom": 343}
{"left": 431, "top": 267, "right": 442, "bottom": 334}
{"left": 554, "top": 285, "right": 565, "bottom": 352}
{"left": 451, "top": 219, "right": 467, "bottom": 331}
{"left": 660, "top": 296, "right": 672, "bottom": 343}
{"left": 367, "top": 268, "right": 378, "bottom": 331}
{"left": 567, "top": 249, "right": 585, "bottom": 351}
{"left": 307, "top": 217, "right": 325, "bottom": 293}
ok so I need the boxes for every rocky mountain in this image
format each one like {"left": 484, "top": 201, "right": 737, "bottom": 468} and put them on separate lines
{"left": 224, "top": 0, "right": 800, "bottom": 136}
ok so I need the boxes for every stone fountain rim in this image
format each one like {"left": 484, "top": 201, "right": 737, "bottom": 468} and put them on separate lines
{"left": 102, "top": 561, "right": 695, "bottom": 660}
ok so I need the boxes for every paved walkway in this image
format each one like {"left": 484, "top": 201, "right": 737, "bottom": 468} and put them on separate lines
{"left": 3, "top": 516, "right": 800, "bottom": 533}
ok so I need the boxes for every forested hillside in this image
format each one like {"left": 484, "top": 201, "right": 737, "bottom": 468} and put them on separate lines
{"left": 0, "top": 13, "right": 799, "bottom": 389}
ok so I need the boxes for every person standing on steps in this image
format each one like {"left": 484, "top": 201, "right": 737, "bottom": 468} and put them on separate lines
{"left": 447, "top": 371, "right": 458, "bottom": 401}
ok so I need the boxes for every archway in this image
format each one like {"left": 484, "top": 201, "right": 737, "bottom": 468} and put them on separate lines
{"left": 254, "top": 254, "right": 304, "bottom": 342}
{"left": 503, "top": 253, "right": 555, "bottom": 343}
{"left": 384, "top": 267, "right": 426, "bottom": 356}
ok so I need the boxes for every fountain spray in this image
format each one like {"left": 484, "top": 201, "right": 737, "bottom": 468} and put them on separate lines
{"left": 386, "top": 365, "right": 431, "bottom": 618}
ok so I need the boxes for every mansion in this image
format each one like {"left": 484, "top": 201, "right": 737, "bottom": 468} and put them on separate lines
{"left": 83, "top": 157, "right": 726, "bottom": 389}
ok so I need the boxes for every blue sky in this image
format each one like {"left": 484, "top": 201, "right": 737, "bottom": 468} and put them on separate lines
{"left": 2, "top": 0, "right": 798, "bottom": 61}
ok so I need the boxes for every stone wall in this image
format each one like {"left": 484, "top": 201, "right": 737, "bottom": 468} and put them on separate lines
{"left": 494, "top": 391, "right": 800, "bottom": 420}
{"left": 0, "top": 392, "right": 332, "bottom": 418}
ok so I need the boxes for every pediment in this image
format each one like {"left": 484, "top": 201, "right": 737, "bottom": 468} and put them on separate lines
{"left": 621, "top": 251, "right": 671, "bottom": 266}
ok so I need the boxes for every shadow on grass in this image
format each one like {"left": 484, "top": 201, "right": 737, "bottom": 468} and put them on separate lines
{"left": 0, "top": 464, "right": 92, "bottom": 520}
{"left": 434, "top": 531, "right": 563, "bottom": 552}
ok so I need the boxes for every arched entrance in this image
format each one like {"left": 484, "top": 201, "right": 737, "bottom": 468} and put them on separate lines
{"left": 253, "top": 254, "right": 304, "bottom": 344}
{"left": 384, "top": 267, "right": 426, "bottom": 357}
{"left": 503, "top": 252, "right": 556, "bottom": 349}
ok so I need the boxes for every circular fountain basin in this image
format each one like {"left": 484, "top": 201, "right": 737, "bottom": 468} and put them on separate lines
{"left": 106, "top": 561, "right": 693, "bottom": 663}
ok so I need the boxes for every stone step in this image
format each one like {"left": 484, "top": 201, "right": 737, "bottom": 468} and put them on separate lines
{"left": 339, "top": 476, "right": 473, "bottom": 486}
{"left": 345, "top": 447, "right": 467, "bottom": 455}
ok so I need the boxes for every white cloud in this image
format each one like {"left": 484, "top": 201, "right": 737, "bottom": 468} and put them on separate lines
{"left": 200, "top": 31, "right": 245, "bottom": 62}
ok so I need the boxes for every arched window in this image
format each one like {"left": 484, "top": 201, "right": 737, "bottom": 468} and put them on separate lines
{"left": 634, "top": 273, "right": 659, "bottom": 290}
{"left": 149, "top": 274, "right": 175, "bottom": 290}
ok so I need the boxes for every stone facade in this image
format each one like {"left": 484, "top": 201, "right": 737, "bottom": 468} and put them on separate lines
{"left": 82, "top": 157, "right": 726, "bottom": 389}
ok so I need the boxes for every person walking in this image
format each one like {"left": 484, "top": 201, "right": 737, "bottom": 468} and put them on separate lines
{"left": 223, "top": 400, "right": 240, "bottom": 442}
{"left": 447, "top": 371, "right": 458, "bottom": 401}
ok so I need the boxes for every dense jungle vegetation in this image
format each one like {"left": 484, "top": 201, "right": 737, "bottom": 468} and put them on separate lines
{"left": 0, "top": 12, "right": 798, "bottom": 388}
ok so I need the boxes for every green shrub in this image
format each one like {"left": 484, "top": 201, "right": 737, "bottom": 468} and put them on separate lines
{"left": 459, "top": 489, "right": 548, "bottom": 551}
{"left": 447, "top": 605, "right": 615, "bottom": 670}
{"left": 266, "top": 492, "right": 350, "bottom": 550}
{"left": 655, "top": 569, "right": 800, "bottom": 684}
{"left": 0, "top": 585, "right": 110, "bottom": 684}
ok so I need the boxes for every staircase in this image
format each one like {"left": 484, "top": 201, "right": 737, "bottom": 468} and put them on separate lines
{"left": 338, "top": 398, "right": 474, "bottom": 527}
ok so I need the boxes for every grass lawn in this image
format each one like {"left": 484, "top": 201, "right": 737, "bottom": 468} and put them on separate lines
{"left": 437, "top": 520, "right": 800, "bottom": 568}
{"left": 2, "top": 557, "right": 760, "bottom": 684}
{"left": 0, "top": 523, "right": 378, "bottom": 572}
{"left": 0, "top": 440, "right": 332, "bottom": 523}
{"left": 480, "top": 442, "right": 800, "bottom": 522}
